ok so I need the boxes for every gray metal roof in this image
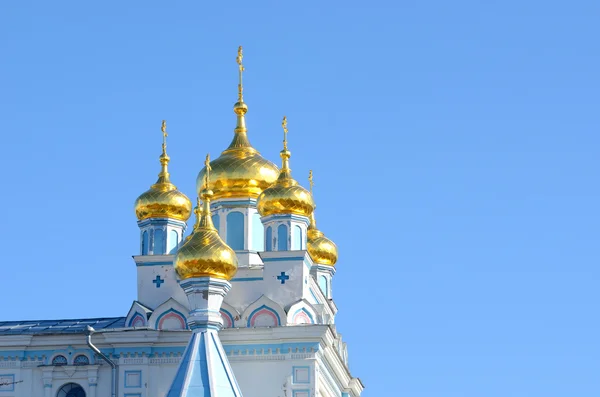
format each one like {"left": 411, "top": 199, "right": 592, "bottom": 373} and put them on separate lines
{"left": 0, "top": 317, "right": 126, "bottom": 335}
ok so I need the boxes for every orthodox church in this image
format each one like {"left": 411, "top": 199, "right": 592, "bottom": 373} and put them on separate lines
{"left": 0, "top": 47, "right": 363, "bottom": 397}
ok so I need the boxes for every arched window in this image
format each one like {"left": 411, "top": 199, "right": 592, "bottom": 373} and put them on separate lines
{"left": 57, "top": 383, "right": 86, "bottom": 397}
{"left": 226, "top": 211, "right": 244, "bottom": 250}
{"left": 319, "top": 275, "right": 329, "bottom": 297}
{"left": 252, "top": 212, "right": 264, "bottom": 251}
{"left": 52, "top": 355, "right": 68, "bottom": 366}
{"left": 167, "top": 229, "right": 178, "bottom": 254}
{"left": 292, "top": 225, "right": 302, "bottom": 250}
{"left": 265, "top": 226, "right": 272, "bottom": 251}
{"left": 73, "top": 355, "right": 89, "bottom": 366}
{"left": 142, "top": 231, "right": 148, "bottom": 255}
{"left": 277, "top": 224, "right": 288, "bottom": 251}
{"left": 153, "top": 229, "right": 165, "bottom": 254}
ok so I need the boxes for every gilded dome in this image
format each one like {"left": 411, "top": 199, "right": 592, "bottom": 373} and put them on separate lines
{"left": 196, "top": 47, "right": 279, "bottom": 200}
{"left": 257, "top": 117, "right": 314, "bottom": 217}
{"left": 307, "top": 212, "right": 338, "bottom": 266}
{"left": 134, "top": 124, "right": 192, "bottom": 222}
{"left": 175, "top": 182, "right": 238, "bottom": 280}
{"left": 306, "top": 171, "right": 337, "bottom": 266}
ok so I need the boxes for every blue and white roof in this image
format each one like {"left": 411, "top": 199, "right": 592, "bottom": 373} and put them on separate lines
{"left": 0, "top": 317, "right": 125, "bottom": 335}
{"left": 167, "top": 330, "right": 242, "bottom": 397}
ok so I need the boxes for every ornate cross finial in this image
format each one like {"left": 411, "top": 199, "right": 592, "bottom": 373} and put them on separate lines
{"left": 282, "top": 116, "right": 288, "bottom": 150}
{"left": 236, "top": 46, "right": 245, "bottom": 102}
{"left": 309, "top": 170, "right": 314, "bottom": 194}
{"left": 203, "top": 153, "right": 212, "bottom": 189}
{"left": 161, "top": 120, "right": 168, "bottom": 154}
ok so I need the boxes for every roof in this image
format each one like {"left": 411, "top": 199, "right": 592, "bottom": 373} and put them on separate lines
{"left": 0, "top": 317, "right": 126, "bottom": 335}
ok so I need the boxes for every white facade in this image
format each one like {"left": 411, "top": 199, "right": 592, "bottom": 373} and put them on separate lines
{"left": 0, "top": 208, "right": 362, "bottom": 397}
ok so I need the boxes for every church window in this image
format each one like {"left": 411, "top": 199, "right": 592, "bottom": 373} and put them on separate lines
{"left": 292, "top": 225, "right": 302, "bottom": 250}
{"left": 142, "top": 231, "right": 148, "bottom": 255}
{"left": 277, "top": 224, "right": 288, "bottom": 251}
{"left": 265, "top": 226, "right": 272, "bottom": 251}
{"left": 252, "top": 212, "right": 264, "bottom": 251}
{"left": 167, "top": 229, "right": 178, "bottom": 253}
{"left": 154, "top": 229, "right": 165, "bottom": 254}
{"left": 57, "top": 382, "right": 86, "bottom": 397}
{"left": 319, "top": 275, "right": 329, "bottom": 297}
{"left": 73, "top": 355, "right": 89, "bottom": 366}
{"left": 52, "top": 355, "right": 68, "bottom": 366}
{"left": 226, "top": 211, "right": 244, "bottom": 250}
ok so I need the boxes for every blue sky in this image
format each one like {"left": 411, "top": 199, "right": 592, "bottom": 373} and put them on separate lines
{"left": 2, "top": 1, "right": 599, "bottom": 396}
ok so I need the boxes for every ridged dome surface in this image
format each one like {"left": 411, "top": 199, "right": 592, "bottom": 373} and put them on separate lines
{"left": 175, "top": 191, "right": 238, "bottom": 280}
{"left": 307, "top": 227, "right": 338, "bottom": 266}
{"left": 135, "top": 187, "right": 192, "bottom": 221}
{"left": 257, "top": 143, "right": 314, "bottom": 217}
{"left": 197, "top": 100, "right": 279, "bottom": 200}
{"left": 134, "top": 148, "right": 192, "bottom": 222}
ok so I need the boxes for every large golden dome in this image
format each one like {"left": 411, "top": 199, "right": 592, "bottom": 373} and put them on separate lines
{"left": 306, "top": 171, "right": 337, "bottom": 266}
{"left": 257, "top": 117, "right": 314, "bottom": 217}
{"left": 134, "top": 122, "right": 192, "bottom": 222}
{"left": 175, "top": 171, "right": 238, "bottom": 280}
{"left": 196, "top": 47, "right": 279, "bottom": 200}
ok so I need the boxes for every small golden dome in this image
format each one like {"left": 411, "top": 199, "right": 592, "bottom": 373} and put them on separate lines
{"left": 307, "top": 212, "right": 338, "bottom": 266}
{"left": 196, "top": 47, "right": 279, "bottom": 200}
{"left": 306, "top": 171, "right": 337, "bottom": 266}
{"left": 175, "top": 157, "right": 239, "bottom": 280}
{"left": 257, "top": 117, "right": 315, "bottom": 217}
{"left": 134, "top": 122, "right": 192, "bottom": 222}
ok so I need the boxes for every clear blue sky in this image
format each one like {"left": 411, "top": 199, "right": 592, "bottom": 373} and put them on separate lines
{"left": 2, "top": 1, "right": 599, "bottom": 396}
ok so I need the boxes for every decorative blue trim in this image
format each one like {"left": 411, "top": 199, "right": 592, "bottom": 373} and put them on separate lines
{"left": 152, "top": 275, "right": 165, "bottom": 288}
{"left": 127, "top": 312, "right": 146, "bottom": 327}
{"left": 155, "top": 308, "right": 188, "bottom": 330}
{"left": 231, "top": 277, "right": 263, "bottom": 282}
{"left": 293, "top": 308, "right": 315, "bottom": 324}
{"left": 292, "top": 390, "right": 311, "bottom": 397}
{"left": 135, "top": 261, "right": 173, "bottom": 267}
{"left": 277, "top": 271, "right": 290, "bottom": 284}
{"left": 138, "top": 218, "right": 187, "bottom": 228}
{"left": 0, "top": 342, "right": 321, "bottom": 361}
{"left": 261, "top": 213, "right": 310, "bottom": 225}
{"left": 211, "top": 199, "right": 257, "bottom": 209}
{"left": 223, "top": 342, "right": 319, "bottom": 355}
{"left": 0, "top": 374, "right": 15, "bottom": 392}
{"left": 262, "top": 256, "right": 305, "bottom": 262}
{"left": 124, "top": 370, "right": 142, "bottom": 388}
{"left": 220, "top": 308, "right": 235, "bottom": 327}
{"left": 124, "top": 394, "right": 142, "bottom": 397}
{"left": 246, "top": 305, "right": 281, "bottom": 327}
{"left": 292, "top": 366, "right": 311, "bottom": 384}
{"left": 309, "top": 288, "right": 321, "bottom": 304}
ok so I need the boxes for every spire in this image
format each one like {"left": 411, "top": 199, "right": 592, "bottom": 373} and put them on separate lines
{"left": 154, "top": 120, "right": 174, "bottom": 188}
{"left": 278, "top": 116, "right": 293, "bottom": 182}
{"left": 198, "top": 154, "right": 216, "bottom": 232}
{"left": 308, "top": 170, "right": 318, "bottom": 230}
{"left": 226, "top": 46, "right": 256, "bottom": 153}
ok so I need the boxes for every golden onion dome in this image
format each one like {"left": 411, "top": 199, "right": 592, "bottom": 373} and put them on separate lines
{"left": 307, "top": 212, "right": 338, "bottom": 266}
{"left": 196, "top": 47, "right": 279, "bottom": 200}
{"left": 257, "top": 116, "right": 315, "bottom": 217}
{"left": 306, "top": 171, "right": 338, "bottom": 266}
{"left": 134, "top": 121, "right": 192, "bottom": 222}
{"left": 175, "top": 156, "right": 239, "bottom": 280}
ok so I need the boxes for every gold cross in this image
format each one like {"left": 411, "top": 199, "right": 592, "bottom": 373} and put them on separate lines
{"left": 308, "top": 170, "right": 314, "bottom": 194}
{"left": 204, "top": 153, "right": 212, "bottom": 189}
{"left": 282, "top": 116, "right": 288, "bottom": 150}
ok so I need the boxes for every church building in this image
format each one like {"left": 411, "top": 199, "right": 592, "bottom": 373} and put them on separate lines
{"left": 0, "top": 47, "right": 363, "bottom": 397}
